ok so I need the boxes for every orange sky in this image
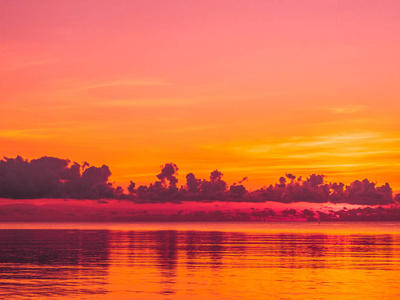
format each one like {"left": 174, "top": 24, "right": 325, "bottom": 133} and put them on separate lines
{"left": 1, "top": 1, "right": 400, "bottom": 191}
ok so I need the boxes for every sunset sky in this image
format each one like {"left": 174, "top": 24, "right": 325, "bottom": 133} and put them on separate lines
{"left": 1, "top": 1, "right": 400, "bottom": 191}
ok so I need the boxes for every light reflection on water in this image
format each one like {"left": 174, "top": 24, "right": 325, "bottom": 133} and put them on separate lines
{"left": 0, "top": 223, "right": 399, "bottom": 299}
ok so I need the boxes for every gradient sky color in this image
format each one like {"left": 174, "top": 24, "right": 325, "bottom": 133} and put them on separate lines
{"left": 1, "top": 1, "right": 400, "bottom": 191}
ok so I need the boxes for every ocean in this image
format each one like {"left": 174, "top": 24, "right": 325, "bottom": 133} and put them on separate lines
{"left": 0, "top": 222, "right": 399, "bottom": 299}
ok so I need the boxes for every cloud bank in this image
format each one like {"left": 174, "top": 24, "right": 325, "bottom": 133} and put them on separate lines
{"left": 0, "top": 156, "right": 117, "bottom": 199}
{"left": 0, "top": 199, "right": 399, "bottom": 222}
{"left": 0, "top": 156, "right": 397, "bottom": 206}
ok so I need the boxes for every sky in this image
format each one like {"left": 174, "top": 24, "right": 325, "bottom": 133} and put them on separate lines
{"left": 1, "top": 0, "right": 400, "bottom": 191}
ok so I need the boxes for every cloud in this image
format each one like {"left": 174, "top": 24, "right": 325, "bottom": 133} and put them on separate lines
{"left": 1, "top": 59, "right": 58, "bottom": 72}
{"left": 186, "top": 173, "right": 201, "bottom": 193}
{"left": 72, "top": 79, "right": 169, "bottom": 92}
{"left": 0, "top": 155, "right": 398, "bottom": 206}
{"left": 331, "top": 106, "right": 364, "bottom": 114}
{"left": 311, "top": 105, "right": 365, "bottom": 115}
{"left": 0, "top": 156, "right": 117, "bottom": 199}
{"left": 252, "top": 174, "right": 394, "bottom": 205}
{"left": 243, "top": 133, "right": 398, "bottom": 155}
{"left": 285, "top": 173, "right": 296, "bottom": 180}
{"left": 316, "top": 206, "right": 400, "bottom": 222}
{"left": 96, "top": 98, "right": 198, "bottom": 108}
{"left": 157, "top": 163, "right": 179, "bottom": 191}
{"left": 0, "top": 129, "right": 57, "bottom": 140}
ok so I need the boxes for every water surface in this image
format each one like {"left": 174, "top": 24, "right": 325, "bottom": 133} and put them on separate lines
{"left": 0, "top": 222, "right": 399, "bottom": 299}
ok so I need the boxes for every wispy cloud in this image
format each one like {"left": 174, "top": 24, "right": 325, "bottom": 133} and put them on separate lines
{"left": 288, "top": 150, "right": 391, "bottom": 159}
{"left": 246, "top": 133, "right": 397, "bottom": 154}
{"left": 215, "top": 132, "right": 400, "bottom": 171}
{"left": 157, "top": 124, "right": 220, "bottom": 133}
{"left": 1, "top": 59, "right": 58, "bottom": 71}
{"left": 213, "top": 163, "right": 376, "bottom": 174}
{"left": 0, "top": 129, "right": 58, "bottom": 139}
{"left": 96, "top": 98, "right": 199, "bottom": 108}
{"left": 319, "top": 105, "right": 365, "bottom": 114}
{"left": 72, "top": 79, "right": 169, "bottom": 91}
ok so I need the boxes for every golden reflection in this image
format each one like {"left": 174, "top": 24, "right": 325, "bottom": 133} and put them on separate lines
{"left": 105, "top": 227, "right": 400, "bottom": 299}
{"left": 0, "top": 224, "right": 400, "bottom": 299}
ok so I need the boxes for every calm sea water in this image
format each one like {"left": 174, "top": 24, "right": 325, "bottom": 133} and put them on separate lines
{"left": 0, "top": 222, "right": 399, "bottom": 299}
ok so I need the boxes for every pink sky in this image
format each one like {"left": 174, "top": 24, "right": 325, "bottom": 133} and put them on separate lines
{"left": 1, "top": 1, "right": 400, "bottom": 191}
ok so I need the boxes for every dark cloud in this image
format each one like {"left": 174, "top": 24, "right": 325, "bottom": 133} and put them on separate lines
{"left": 127, "top": 181, "right": 136, "bottom": 194}
{"left": 301, "top": 209, "right": 315, "bottom": 218}
{"left": 157, "top": 163, "right": 178, "bottom": 191}
{"left": 186, "top": 173, "right": 200, "bottom": 193}
{"left": 282, "top": 208, "right": 297, "bottom": 215}
{"left": 210, "top": 169, "right": 223, "bottom": 181}
{"left": 0, "top": 156, "right": 116, "bottom": 199}
{"left": 285, "top": 173, "right": 296, "bottom": 180}
{"left": 2, "top": 198, "right": 398, "bottom": 222}
{"left": 238, "top": 177, "right": 248, "bottom": 184}
{"left": 0, "top": 156, "right": 398, "bottom": 206}
{"left": 251, "top": 174, "right": 394, "bottom": 206}
{"left": 307, "top": 174, "right": 324, "bottom": 187}
{"left": 316, "top": 206, "right": 400, "bottom": 222}
{"left": 128, "top": 167, "right": 396, "bottom": 206}
{"left": 199, "top": 170, "right": 227, "bottom": 200}
{"left": 327, "top": 179, "right": 393, "bottom": 205}
{"left": 229, "top": 184, "right": 247, "bottom": 198}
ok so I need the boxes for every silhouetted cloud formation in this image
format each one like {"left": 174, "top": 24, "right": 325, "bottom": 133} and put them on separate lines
{"left": 157, "top": 163, "right": 178, "bottom": 191}
{"left": 186, "top": 173, "right": 201, "bottom": 193}
{"left": 0, "top": 155, "right": 398, "bottom": 206}
{"left": 0, "top": 156, "right": 117, "bottom": 199}
{"left": 250, "top": 174, "right": 394, "bottom": 205}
